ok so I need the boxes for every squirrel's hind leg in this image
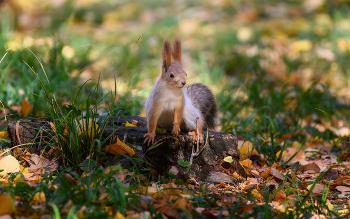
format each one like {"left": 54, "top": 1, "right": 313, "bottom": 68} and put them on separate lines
{"left": 188, "top": 119, "right": 204, "bottom": 144}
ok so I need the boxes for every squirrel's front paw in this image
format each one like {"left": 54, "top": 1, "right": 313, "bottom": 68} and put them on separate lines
{"left": 144, "top": 133, "right": 156, "bottom": 146}
{"left": 172, "top": 126, "right": 180, "bottom": 137}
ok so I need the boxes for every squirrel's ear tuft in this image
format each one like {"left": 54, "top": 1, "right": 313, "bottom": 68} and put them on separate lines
{"left": 172, "top": 37, "right": 182, "bottom": 64}
{"left": 162, "top": 39, "right": 171, "bottom": 72}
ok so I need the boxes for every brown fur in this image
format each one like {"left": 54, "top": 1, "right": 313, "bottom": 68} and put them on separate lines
{"left": 172, "top": 37, "right": 182, "bottom": 64}
{"left": 161, "top": 39, "right": 171, "bottom": 73}
{"left": 145, "top": 38, "right": 217, "bottom": 146}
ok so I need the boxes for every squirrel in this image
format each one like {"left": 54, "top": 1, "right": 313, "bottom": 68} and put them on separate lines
{"left": 144, "top": 38, "right": 217, "bottom": 146}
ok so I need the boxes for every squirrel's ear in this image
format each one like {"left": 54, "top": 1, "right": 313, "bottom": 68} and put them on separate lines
{"left": 161, "top": 39, "right": 171, "bottom": 72}
{"left": 172, "top": 37, "right": 181, "bottom": 64}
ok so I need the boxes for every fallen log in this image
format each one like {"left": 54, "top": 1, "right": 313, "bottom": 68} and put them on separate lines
{"left": 102, "top": 116, "right": 245, "bottom": 184}
{"left": 7, "top": 116, "right": 245, "bottom": 184}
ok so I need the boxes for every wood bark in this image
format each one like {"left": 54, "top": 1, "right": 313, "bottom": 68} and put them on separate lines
{"left": 7, "top": 116, "right": 245, "bottom": 184}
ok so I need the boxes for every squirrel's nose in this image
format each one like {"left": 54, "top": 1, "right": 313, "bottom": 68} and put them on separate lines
{"left": 181, "top": 81, "right": 186, "bottom": 86}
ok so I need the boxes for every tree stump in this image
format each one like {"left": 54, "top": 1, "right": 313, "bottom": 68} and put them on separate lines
{"left": 7, "top": 116, "right": 245, "bottom": 184}
{"left": 7, "top": 118, "right": 53, "bottom": 153}
{"left": 103, "top": 116, "right": 245, "bottom": 184}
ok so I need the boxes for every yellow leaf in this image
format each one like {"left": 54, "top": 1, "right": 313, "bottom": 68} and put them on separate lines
{"left": 240, "top": 159, "right": 252, "bottom": 169}
{"left": 238, "top": 141, "right": 259, "bottom": 159}
{"left": 20, "top": 165, "right": 34, "bottom": 180}
{"left": 173, "top": 198, "right": 190, "bottom": 210}
{"left": 0, "top": 193, "right": 15, "bottom": 215}
{"left": 125, "top": 121, "right": 136, "bottom": 127}
{"left": 115, "top": 212, "right": 125, "bottom": 219}
{"left": 32, "top": 191, "right": 46, "bottom": 204}
{"left": 76, "top": 205, "right": 86, "bottom": 219}
{"left": 251, "top": 189, "right": 263, "bottom": 200}
{"left": 224, "top": 156, "right": 233, "bottom": 163}
{"left": 102, "top": 137, "right": 135, "bottom": 157}
{"left": 0, "top": 155, "right": 20, "bottom": 176}
{"left": 0, "top": 179, "right": 9, "bottom": 187}
{"left": 13, "top": 174, "right": 21, "bottom": 183}
{"left": 19, "top": 99, "right": 32, "bottom": 117}
{"left": 77, "top": 119, "right": 100, "bottom": 139}
{"left": 0, "top": 131, "right": 9, "bottom": 139}
{"left": 276, "top": 150, "right": 286, "bottom": 159}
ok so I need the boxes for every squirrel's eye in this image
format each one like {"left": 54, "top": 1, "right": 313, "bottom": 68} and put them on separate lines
{"left": 170, "top": 73, "right": 174, "bottom": 78}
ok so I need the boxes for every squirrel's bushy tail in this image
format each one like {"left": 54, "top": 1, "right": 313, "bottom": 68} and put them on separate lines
{"left": 186, "top": 83, "right": 217, "bottom": 130}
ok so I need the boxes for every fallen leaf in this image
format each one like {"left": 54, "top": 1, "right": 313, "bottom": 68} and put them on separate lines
{"left": 173, "top": 198, "right": 190, "bottom": 210}
{"left": 270, "top": 168, "right": 284, "bottom": 180}
{"left": 274, "top": 190, "right": 286, "bottom": 202}
{"left": 251, "top": 189, "right": 263, "bottom": 200}
{"left": 0, "top": 131, "right": 8, "bottom": 139}
{"left": 240, "top": 159, "right": 252, "bottom": 169}
{"left": 24, "top": 154, "right": 59, "bottom": 174}
{"left": 335, "top": 186, "right": 350, "bottom": 192}
{"left": 237, "top": 204, "right": 254, "bottom": 213}
{"left": 76, "top": 205, "right": 86, "bottom": 219}
{"left": 131, "top": 120, "right": 139, "bottom": 126}
{"left": 0, "top": 194, "right": 15, "bottom": 215}
{"left": 125, "top": 121, "right": 136, "bottom": 127}
{"left": 281, "top": 148, "right": 307, "bottom": 165}
{"left": 32, "top": 191, "right": 45, "bottom": 204}
{"left": 224, "top": 156, "right": 233, "bottom": 163}
{"left": 299, "top": 163, "right": 321, "bottom": 173}
{"left": 102, "top": 137, "right": 135, "bottom": 157}
{"left": 153, "top": 201, "right": 178, "bottom": 218}
{"left": 114, "top": 211, "right": 125, "bottom": 219}
{"left": 307, "top": 184, "right": 328, "bottom": 196}
{"left": 0, "top": 155, "right": 20, "bottom": 176}
{"left": 19, "top": 165, "right": 34, "bottom": 180}
{"left": 331, "top": 176, "right": 350, "bottom": 186}
{"left": 77, "top": 119, "right": 100, "bottom": 140}
{"left": 238, "top": 141, "right": 259, "bottom": 159}
{"left": 19, "top": 99, "right": 32, "bottom": 117}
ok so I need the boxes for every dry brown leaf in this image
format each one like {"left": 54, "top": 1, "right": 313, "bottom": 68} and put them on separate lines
{"left": 19, "top": 99, "right": 32, "bottom": 117}
{"left": 270, "top": 168, "right": 284, "bottom": 180}
{"left": 274, "top": 190, "right": 286, "bottom": 202}
{"left": 335, "top": 186, "right": 350, "bottom": 192}
{"left": 102, "top": 137, "right": 135, "bottom": 157}
{"left": 25, "top": 154, "right": 59, "bottom": 174}
{"left": 307, "top": 184, "right": 327, "bottom": 196}
{"left": 131, "top": 120, "right": 139, "bottom": 126}
{"left": 281, "top": 148, "right": 307, "bottom": 165}
{"left": 299, "top": 162, "right": 321, "bottom": 173}
{"left": 237, "top": 204, "right": 254, "bottom": 213}
{"left": 331, "top": 176, "right": 350, "bottom": 186}
{"left": 312, "top": 159, "right": 329, "bottom": 172}
{"left": 153, "top": 201, "right": 178, "bottom": 218}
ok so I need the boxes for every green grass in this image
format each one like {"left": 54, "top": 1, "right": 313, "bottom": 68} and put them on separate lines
{"left": 1, "top": 0, "right": 350, "bottom": 218}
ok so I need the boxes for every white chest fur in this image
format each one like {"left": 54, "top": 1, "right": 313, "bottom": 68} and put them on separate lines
{"left": 157, "top": 88, "right": 183, "bottom": 129}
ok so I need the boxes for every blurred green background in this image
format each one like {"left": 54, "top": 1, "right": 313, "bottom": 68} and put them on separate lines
{"left": 1, "top": 0, "right": 350, "bottom": 138}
